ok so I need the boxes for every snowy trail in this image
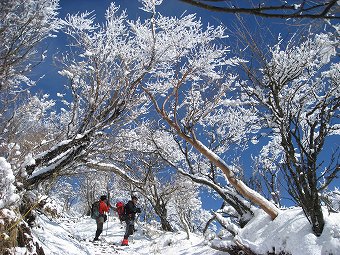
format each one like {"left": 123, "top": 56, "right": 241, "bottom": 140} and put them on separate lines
{"left": 32, "top": 213, "right": 227, "bottom": 255}
{"left": 62, "top": 216, "right": 133, "bottom": 254}
{"left": 81, "top": 240, "right": 128, "bottom": 255}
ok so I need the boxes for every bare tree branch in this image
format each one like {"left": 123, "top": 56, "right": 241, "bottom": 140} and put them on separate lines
{"left": 180, "top": 0, "right": 340, "bottom": 19}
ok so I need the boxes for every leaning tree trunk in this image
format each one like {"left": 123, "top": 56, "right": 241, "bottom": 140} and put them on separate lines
{"left": 190, "top": 137, "right": 279, "bottom": 220}
{"left": 144, "top": 92, "right": 279, "bottom": 220}
{"left": 160, "top": 112, "right": 279, "bottom": 220}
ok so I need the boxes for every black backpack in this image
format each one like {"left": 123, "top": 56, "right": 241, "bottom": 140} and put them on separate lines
{"left": 90, "top": 201, "right": 100, "bottom": 219}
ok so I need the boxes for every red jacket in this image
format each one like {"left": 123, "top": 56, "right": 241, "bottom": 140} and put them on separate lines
{"left": 99, "top": 200, "right": 110, "bottom": 214}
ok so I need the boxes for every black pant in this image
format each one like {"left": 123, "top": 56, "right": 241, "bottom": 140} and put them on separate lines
{"left": 94, "top": 216, "right": 105, "bottom": 240}
{"left": 123, "top": 219, "right": 135, "bottom": 239}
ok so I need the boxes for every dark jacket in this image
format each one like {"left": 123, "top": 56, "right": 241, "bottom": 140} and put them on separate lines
{"left": 124, "top": 200, "right": 141, "bottom": 220}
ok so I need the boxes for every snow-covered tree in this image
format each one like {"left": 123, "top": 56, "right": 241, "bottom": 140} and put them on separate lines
{"left": 0, "top": 0, "right": 60, "bottom": 93}
{"left": 51, "top": 177, "right": 80, "bottom": 214}
{"left": 0, "top": 0, "right": 62, "bottom": 186}
{"left": 133, "top": 154, "right": 177, "bottom": 232}
{"left": 0, "top": 1, "right": 61, "bottom": 252}
{"left": 168, "top": 177, "right": 210, "bottom": 239}
{"left": 22, "top": 3, "right": 148, "bottom": 188}
{"left": 139, "top": 1, "right": 278, "bottom": 220}
{"left": 240, "top": 27, "right": 339, "bottom": 236}
{"left": 321, "top": 188, "right": 340, "bottom": 212}
{"left": 0, "top": 0, "right": 61, "bottom": 156}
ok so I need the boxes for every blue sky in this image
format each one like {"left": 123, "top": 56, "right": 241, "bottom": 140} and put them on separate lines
{"left": 31, "top": 0, "right": 339, "bottom": 211}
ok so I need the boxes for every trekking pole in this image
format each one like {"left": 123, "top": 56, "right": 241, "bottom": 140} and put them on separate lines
{"left": 106, "top": 213, "right": 109, "bottom": 236}
{"left": 131, "top": 213, "right": 139, "bottom": 244}
{"left": 106, "top": 182, "right": 110, "bottom": 236}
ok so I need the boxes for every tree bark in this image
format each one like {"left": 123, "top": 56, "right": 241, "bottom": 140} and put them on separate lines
{"left": 189, "top": 137, "right": 279, "bottom": 219}
{"left": 143, "top": 87, "right": 279, "bottom": 220}
{"left": 154, "top": 204, "right": 173, "bottom": 232}
{"left": 157, "top": 109, "right": 279, "bottom": 219}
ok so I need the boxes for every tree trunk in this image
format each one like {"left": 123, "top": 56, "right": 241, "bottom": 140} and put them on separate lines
{"left": 310, "top": 202, "right": 325, "bottom": 236}
{"left": 179, "top": 213, "right": 191, "bottom": 240}
{"left": 303, "top": 185, "right": 325, "bottom": 236}
{"left": 175, "top": 128, "right": 279, "bottom": 219}
{"left": 154, "top": 204, "right": 173, "bottom": 232}
{"left": 178, "top": 169, "right": 252, "bottom": 227}
{"left": 144, "top": 90, "right": 279, "bottom": 220}
{"left": 160, "top": 216, "right": 173, "bottom": 232}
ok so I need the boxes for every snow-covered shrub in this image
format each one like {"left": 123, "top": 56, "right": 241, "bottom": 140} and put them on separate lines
{"left": 41, "top": 197, "right": 64, "bottom": 219}
{"left": 0, "top": 157, "right": 19, "bottom": 209}
{"left": 322, "top": 188, "right": 340, "bottom": 212}
{"left": 0, "top": 209, "right": 18, "bottom": 254}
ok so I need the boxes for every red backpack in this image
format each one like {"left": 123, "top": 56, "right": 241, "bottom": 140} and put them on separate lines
{"left": 116, "top": 201, "right": 126, "bottom": 221}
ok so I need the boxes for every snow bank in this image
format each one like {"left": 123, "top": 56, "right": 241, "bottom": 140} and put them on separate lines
{"left": 237, "top": 207, "right": 340, "bottom": 255}
{"left": 32, "top": 214, "right": 92, "bottom": 255}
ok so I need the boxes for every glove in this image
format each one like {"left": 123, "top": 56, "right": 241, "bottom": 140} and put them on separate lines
{"left": 136, "top": 208, "right": 141, "bottom": 213}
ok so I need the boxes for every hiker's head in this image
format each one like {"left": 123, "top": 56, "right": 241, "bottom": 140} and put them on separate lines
{"left": 100, "top": 195, "right": 107, "bottom": 201}
{"left": 131, "top": 195, "right": 138, "bottom": 204}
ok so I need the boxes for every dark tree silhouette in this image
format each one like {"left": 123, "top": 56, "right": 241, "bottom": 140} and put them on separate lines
{"left": 180, "top": 0, "right": 339, "bottom": 19}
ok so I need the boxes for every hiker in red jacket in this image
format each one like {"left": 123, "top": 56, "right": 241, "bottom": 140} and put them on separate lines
{"left": 93, "top": 195, "right": 110, "bottom": 241}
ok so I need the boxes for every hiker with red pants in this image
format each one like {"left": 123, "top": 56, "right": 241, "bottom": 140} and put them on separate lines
{"left": 116, "top": 201, "right": 125, "bottom": 224}
{"left": 93, "top": 195, "right": 110, "bottom": 241}
{"left": 121, "top": 195, "right": 141, "bottom": 246}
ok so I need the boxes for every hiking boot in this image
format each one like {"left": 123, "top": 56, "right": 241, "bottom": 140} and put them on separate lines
{"left": 93, "top": 229, "right": 101, "bottom": 242}
{"left": 121, "top": 239, "right": 128, "bottom": 246}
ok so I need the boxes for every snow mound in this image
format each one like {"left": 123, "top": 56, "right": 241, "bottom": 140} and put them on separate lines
{"left": 237, "top": 207, "right": 340, "bottom": 255}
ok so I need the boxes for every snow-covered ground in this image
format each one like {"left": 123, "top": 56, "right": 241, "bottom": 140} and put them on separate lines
{"left": 12, "top": 207, "right": 340, "bottom": 255}
{"left": 29, "top": 213, "right": 224, "bottom": 255}
{"left": 234, "top": 208, "right": 340, "bottom": 255}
